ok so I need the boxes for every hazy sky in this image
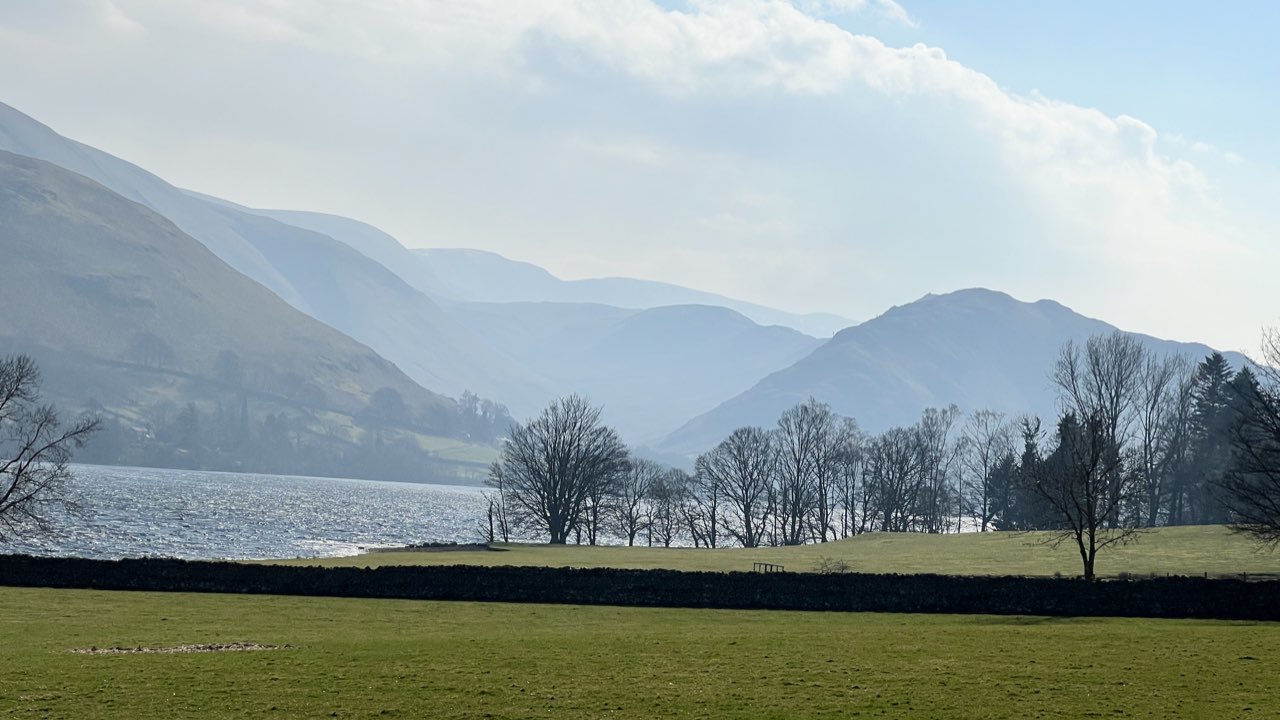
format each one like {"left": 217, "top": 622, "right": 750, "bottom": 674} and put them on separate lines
{"left": 1, "top": 1, "right": 1276, "bottom": 352}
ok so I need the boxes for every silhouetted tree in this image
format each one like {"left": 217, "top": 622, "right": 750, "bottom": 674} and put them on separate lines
{"left": 481, "top": 461, "right": 515, "bottom": 543}
{"left": 961, "top": 409, "right": 1014, "bottom": 531}
{"left": 0, "top": 355, "right": 99, "bottom": 538}
{"left": 774, "top": 398, "right": 838, "bottom": 544}
{"left": 1029, "top": 412, "right": 1138, "bottom": 580}
{"left": 864, "top": 425, "right": 925, "bottom": 532}
{"left": 696, "top": 426, "right": 774, "bottom": 548}
{"left": 614, "top": 458, "right": 664, "bottom": 546}
{"left": 647, "top": 468, "right": 686, "bottom": 548}
{"left": 997, "top": 415, "right": 1053, "bottom": 530}
{"left": 682, "top": 466, "right": 721, "bottom": 548}
{"left": 1052, "top": 332, "right": 1146, "bottom": 529}
{"left": 1221, "top": 331, "right": 1280, "bottom": 546}
{"left": 1134, "top": 355, "right": 1193, "bottom": 527}
{"left": 1186, "top": 352, "right": 1237, "bottom": 523}
{"left": 490, "top": 395, "right": 628, "bottom": 544}
{"left": 833, "top": 418, "right": 865, "bottom": 538}
{"left": 917, "top": 405, "right": 963, "bottom": 533}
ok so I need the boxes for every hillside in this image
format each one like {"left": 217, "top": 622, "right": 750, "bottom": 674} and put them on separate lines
{"left": 415, "top": 248, "right": 855, "bottom": 337}
{"left": 201, "top": 201, "right": 453, "bottom": 305}
{"left": 0, "top": 150, "right": 498, "bottom": 480}
{"left": 0, "top": 102, "right": 549, "bottom": 416}
{"left": 660, "top": 288, "right": 1250, "bottom": 456}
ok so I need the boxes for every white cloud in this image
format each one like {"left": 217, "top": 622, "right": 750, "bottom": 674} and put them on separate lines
{"left": 0, "top": 0, "right": 1272, "bottom": 351}
{"left": 792, "top": 0, "right": 918, "bottom": 27}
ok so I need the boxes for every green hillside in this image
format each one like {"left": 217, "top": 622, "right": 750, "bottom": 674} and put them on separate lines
{"left": 288, "top": 525, "right": 1280, "bottom": 579}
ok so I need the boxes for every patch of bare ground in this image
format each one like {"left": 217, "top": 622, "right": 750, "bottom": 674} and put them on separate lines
{"left": 71, "top": 642, "right": 289, "bottom": 655}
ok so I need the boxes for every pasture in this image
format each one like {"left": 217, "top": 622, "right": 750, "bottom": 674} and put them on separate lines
{"left": 3, "top": 586, "right": 1276, "bottom": 719}
{"left": 285, "top": 525, "right": 1280, "bottom": 579}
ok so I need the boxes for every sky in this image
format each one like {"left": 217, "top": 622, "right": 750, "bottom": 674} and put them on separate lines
{"left": 0, "top": 0, "right": 1277, "bottom": 353}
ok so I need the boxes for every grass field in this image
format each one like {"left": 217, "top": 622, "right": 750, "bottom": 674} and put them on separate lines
{"left": 280, "top": 525, "right": 1280, "bottom": 579}
{"left": 3, "top": 586, "right": 1276, "bottom": 719}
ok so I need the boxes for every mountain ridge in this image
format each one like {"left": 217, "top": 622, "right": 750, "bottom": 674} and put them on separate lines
{"left": 658, "top": 287, "right": 1251, "bottom": 457}
{"left": 415, "top": 247, "right": 854, "bottom": 337}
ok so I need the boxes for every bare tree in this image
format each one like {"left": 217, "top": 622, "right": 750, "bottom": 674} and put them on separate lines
{"left": 774, "top": 398, "right": 836, "bottom": 544}
{"left": 1028, "top": 412, "right": 1138, "bottom": 580}
{"left": 1052, "top": 332, "right": 1146, "bottom": 528}
{"left": 490, "top": 395, "right": 628, "bottom": 544}
{"left": 614, "top": 458, "right": 664, "bottom": 546}
{"left": 961, "top": 409, "right": 1014, "bottom": 532}
{"left": 833, "top": 418, "right": 865, "bottom": 538}
{"left": 1053, "top": 332, "right": 1146, "bottom": 443}
{"left": 647, "top": 468, "right": 686, "bottom": 548}
{"left": 916, "top": 405, "right": 963, "bottom": 534}
{"left": 1134, "top": 354, "right": 1193, "bottom": 526}
{"left": 0, "top": 355, "right": 99, "bottom": 539}
{"left": 865, "top": 426, "right": 925, "bottom": 532}
{"left": 681, "top": 467, "right": 721, "bottom": 548}
{"left": 480, "top": 461, "right": 515, "bottom": 543}
{"left": 696, "top": 426, "right": 775, "bottom": 548}
{"left": 579, "top": 467, "right": 614, "bottom": 546}
{"left": 811, "top": 408, "right": 849, "bottom": 542}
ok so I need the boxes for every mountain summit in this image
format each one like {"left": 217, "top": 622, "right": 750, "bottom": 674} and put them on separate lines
{"left": 659, "top": 288, "right": 1246, "bottom": 456}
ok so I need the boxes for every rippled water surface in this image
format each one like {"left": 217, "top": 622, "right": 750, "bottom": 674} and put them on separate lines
{"left": 1, "top": 465, "right": 489, "bottom": 560}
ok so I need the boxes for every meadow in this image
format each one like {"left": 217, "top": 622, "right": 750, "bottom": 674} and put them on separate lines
{"left": 3, "top": 586, "right": 1276, "bottom": 719}
{"left": 284, "top": 525, "right": 1280, "bottom": 579}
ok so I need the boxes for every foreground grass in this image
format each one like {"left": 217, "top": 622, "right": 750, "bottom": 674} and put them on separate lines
{"left": 283, "top": 525, "right": 1280, "bottom": 578}
{"left": 3, "top": 587, "right": 1276, "bottom": 719}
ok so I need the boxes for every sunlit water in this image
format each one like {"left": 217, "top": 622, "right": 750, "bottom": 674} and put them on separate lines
{"left": 0, "top": 465, "right": 491, "bottom": 560}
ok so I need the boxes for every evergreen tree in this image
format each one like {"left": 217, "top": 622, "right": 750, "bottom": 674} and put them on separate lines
{"left": 1186, "top": 353, "right": 1236, "bottom": 523}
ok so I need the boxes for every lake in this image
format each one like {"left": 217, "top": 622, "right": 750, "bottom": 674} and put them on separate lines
{"left": 0, "top": 464, "right": 492, "bottom": 560}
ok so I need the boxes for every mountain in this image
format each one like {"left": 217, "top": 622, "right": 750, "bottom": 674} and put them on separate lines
{"left": 659, "top": 288, "right": 1250, "bottom": 457}
{"left": 196, "top": 200, "right": 453, "bottom": 303}
{"left": 414, "top": 248, "right": 855, "bottom": 337}
{"left": 451, "top": 302, "right": 822, "bottom": 440}
{"left": 0, "top": 149, "right": 452, "bottom": 425}
{"left": 0, "top": 101, "right": 549, "bottom": 415}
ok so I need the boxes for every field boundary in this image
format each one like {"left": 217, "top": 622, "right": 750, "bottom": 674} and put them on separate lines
{"left": 2, "top": 555, "right": 1277, "bottom": 620}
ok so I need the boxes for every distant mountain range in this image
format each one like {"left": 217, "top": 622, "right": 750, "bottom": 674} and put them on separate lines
{"left": 0, "top": 102, "right": 551, "bottom": 415}
{"left": 0, "top": 99, "right": 1255, "bottom": 474}
{"left": 0, "top": 101, "right": 847, "bottom": 444}
{"left": 414, "top": 248, "right": 854, "bottom": 337}
{"left": 657, "top": 289, "right": 1250, "bottom": 456}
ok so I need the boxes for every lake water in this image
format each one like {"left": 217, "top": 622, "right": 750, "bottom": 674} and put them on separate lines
{"left": 0, "top": 465, "right": 491, "bottom": 560}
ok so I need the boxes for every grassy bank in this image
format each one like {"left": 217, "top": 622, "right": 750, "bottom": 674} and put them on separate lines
{"left": 278, "top": 525, "right": 1280, "bottom": 578}
{"left": 3, "top": 586, "right": 1275, "bottom": 719}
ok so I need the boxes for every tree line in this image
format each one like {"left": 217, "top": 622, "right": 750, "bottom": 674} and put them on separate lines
{"left": 486, "top": 330, "right": 1280, "bottom": 579}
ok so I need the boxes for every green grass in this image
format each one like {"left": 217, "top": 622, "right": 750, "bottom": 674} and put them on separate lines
{"left": 279, "top": 525, "right": 1280, "bottom": 579}
{"left": 2, "top": 586, "right": 1275, "bottom": 719}
{"left": 413, "top": 434, "right": 499, "bottom": 465}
